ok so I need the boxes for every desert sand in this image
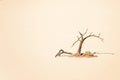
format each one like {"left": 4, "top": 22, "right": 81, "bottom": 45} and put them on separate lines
{"left": 0, "top": 0, "right": 120, "bottom": 80}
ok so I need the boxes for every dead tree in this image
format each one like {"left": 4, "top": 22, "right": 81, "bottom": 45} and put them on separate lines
{"left": 55, "top": 29, "right": 103, "bottom": 57}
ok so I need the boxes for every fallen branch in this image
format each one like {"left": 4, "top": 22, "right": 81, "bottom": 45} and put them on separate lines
{"left": 55, "top": 49, "right": 72, "bottom": 57}
{"left": 93, "top": 52, "right": 114, "bottom": 55}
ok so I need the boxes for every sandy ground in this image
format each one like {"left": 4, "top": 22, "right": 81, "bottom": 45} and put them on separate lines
{"left": 0, "top": 51, "right": 119, "bottom": 80}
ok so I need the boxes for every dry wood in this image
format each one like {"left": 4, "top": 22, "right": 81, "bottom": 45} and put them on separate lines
{"left": 55, "top": 49, "right": 72, "bottom": 57}
{"left": 55, "top": 29, "right": 103, "bottom": 57}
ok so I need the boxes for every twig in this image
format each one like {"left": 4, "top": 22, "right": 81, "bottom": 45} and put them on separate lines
{"left": 72, "top": 36, "right": 80, "bottom": 47}
{"left": 83, "top": 29, "right": 88, "bottom": 36}
{"left": 94, "top": 52, "right": 114, "bottom": 55}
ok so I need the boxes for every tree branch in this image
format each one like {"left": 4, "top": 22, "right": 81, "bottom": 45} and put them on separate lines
{"left": 55, "top": 49, "right": 72, "bottom": 57}
{"left": 83, "top": 33, "right": 103, "bottom": 42}
{"left": 79, "top": 31, "right": 83, "bottom": 40}
{"left": 72, "top": 36, "right": 80, "bottom": 47}
{"left": 83, "top": 29, "right": 88, "bottom": 36}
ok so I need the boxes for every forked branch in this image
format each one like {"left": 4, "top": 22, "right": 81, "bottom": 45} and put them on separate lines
{"left": 72, "top": 29, "right": 87, "bottom": 47}
{"left": 79, "top": 32, "right": 83, "bottom": 40}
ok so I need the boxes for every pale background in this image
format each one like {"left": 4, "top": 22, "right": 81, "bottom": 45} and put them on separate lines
{"left": 0, "top": 0, "right": 120, "bottom": 80}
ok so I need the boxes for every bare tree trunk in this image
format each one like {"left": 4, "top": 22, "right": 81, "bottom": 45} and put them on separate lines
{"left": 77, "top": 40, "right": 84, "bottom": 55}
